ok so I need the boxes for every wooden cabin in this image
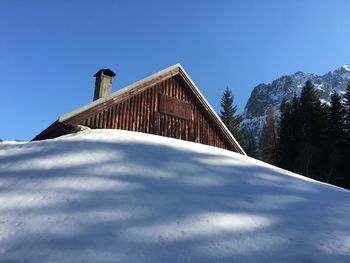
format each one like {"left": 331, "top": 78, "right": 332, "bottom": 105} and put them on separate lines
{"left": 33, "top": 64, "right": 246, "bottom": 155}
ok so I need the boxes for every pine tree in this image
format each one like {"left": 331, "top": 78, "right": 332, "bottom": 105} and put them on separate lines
{"left": 297, "top": 80, "right": 328, "bottom": 179}
{"left": 327, "top": 92, "right": 347, "bottom": 185}
{"left": 328, "top": 92, "right": 346, "bottom": 144}
{"left": 219, "top": 86, "right": 243, "bottom": 142}
{"left": 259, "top": 106, "right": 278, "bottom": 164}
{"left": 341, "top": 84, "right": 350, "bottom": 188}
{"left": 344, "top": 83, "right": 350, "bottom": 134}
{"left": 299, "top": 80, "right": 323, "bottom": 143}
{"left": 277, "top": 99, "right": 292, "bottom": 169}
{"left": 241, "top": 128, "right": 258, "bottom": 158}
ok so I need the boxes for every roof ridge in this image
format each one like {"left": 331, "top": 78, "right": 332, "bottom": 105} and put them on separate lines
{"left": 59, "top": 63, "right": 181, "bottom": 122}
{"left": 58, "top": 63, "right": 246, "bottom": 155}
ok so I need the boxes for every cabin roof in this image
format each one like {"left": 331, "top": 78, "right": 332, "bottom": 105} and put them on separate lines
{"left": 59, "top": 64, "right": 246, "bottom": 155}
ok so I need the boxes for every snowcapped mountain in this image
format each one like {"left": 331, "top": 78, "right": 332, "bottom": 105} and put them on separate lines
{"left": 243, "top": 64, "right": 350, "bottom": 137}
{"left": 0, "top": 129, "right": 349, "bottom": 262}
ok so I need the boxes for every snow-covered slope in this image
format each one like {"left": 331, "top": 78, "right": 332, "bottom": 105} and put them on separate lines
{"left": 0, "top": 130, "right": 349, "bottom": 262}
{"left": 243, "top": 64, "right": 350, "bottom": 137}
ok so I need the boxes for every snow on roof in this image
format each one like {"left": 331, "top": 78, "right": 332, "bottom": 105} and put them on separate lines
{"left": 0, "top": 129, "right": 349, "bottom": 262}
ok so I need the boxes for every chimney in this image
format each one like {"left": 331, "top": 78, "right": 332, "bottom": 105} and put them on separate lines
{"left": 93, "top": 69, "right": 116, "bottom": 101}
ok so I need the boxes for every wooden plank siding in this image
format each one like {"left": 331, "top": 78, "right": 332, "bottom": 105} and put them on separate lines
{"left": 61, "top": 76, "right": 234, "bottom": 151}
{"left": 33, "top": 65, "right": 245, "bottom": 154}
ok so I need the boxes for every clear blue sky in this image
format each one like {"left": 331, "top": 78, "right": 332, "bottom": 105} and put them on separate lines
{"left": 1, "top": 0, "right": 350, "bottom": 141}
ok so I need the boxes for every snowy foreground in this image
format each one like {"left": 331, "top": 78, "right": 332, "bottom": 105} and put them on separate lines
{"left": 0, "top": 130, "right": 349, "bottom": 262}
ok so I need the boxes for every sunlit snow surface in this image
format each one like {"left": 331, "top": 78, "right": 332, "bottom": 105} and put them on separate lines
{"left": 0, "top": 130, "right": 349, "bottom": 262}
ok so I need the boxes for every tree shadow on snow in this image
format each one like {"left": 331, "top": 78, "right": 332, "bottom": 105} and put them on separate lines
{"left": 0, "top": 136, "right": 349, "bottom": 262}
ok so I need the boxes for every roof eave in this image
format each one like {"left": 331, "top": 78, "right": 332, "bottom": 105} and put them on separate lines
{"left": 176, "top": 65, "right": 246, "bottom": 155}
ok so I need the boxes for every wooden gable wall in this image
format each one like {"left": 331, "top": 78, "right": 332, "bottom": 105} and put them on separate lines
{"left": 60, "top": 75, "right": 237, "bottom": 151}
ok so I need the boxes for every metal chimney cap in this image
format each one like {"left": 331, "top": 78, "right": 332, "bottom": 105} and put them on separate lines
{"left": 94, "top": 69, "right": 116, "bottom": 78}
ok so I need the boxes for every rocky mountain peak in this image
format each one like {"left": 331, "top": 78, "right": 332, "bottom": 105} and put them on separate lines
{"left": 242, "top": 64, "right": 350, "bottom": 138}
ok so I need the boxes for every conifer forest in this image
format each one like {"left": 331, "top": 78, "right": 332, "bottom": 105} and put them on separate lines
{"left": 220, "top": 83, "right": 350, "bottom": 190}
